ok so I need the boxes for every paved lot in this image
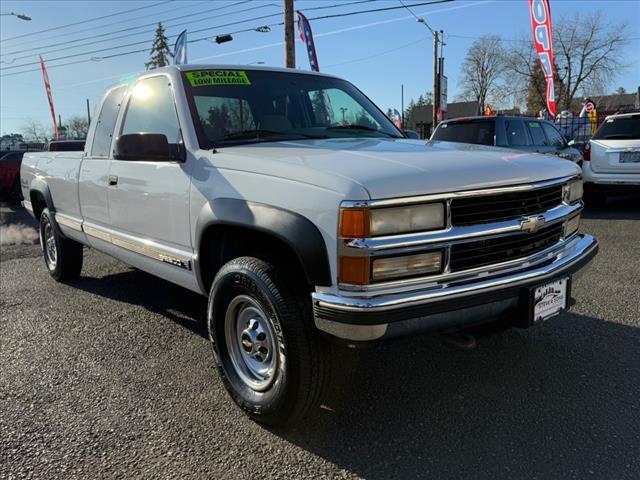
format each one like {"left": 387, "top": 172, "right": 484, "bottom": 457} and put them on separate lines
{"left": 1, "top": 198, "right": 639, "bottom": 480}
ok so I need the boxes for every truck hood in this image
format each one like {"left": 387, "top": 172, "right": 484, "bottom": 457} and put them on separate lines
{"left": 217, "top": 138, "right": 581, "bottom": 200}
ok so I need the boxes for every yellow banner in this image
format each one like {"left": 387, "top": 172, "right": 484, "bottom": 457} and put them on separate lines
{"left": 185, "top": 70, "right": 251, "bottom": 87}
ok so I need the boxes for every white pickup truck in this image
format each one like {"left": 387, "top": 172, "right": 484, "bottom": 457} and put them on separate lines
{"left": 22, "top": 65, "right": 598, "bottom": 425}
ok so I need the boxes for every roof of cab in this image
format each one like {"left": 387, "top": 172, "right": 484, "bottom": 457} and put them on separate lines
{"left": 105, "top": 64, "right": 342, "bottom": 92}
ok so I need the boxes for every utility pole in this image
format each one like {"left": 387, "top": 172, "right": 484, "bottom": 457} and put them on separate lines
{"left": 432, "top": 30, "right": 439, "bottom": 134}
{"left": 86, "top": 99, "right": 91, "bottom": 124}
{"left": 401, "top": 84, "right": 404, "bottom": 129}
{"left": 284, "top": 0, "right": 295, "bottom": 68}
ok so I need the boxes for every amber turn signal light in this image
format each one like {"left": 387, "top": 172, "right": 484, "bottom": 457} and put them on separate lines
{"left": 339, "top": 256, "right": 371, "bottom": 285}
{"left": 339, "top": 208, "right": 370, "bottom": 238}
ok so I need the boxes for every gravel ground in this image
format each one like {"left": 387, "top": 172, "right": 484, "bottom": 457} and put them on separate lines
{"left": 1, "top": 198, "right": 639, "bottom": 480}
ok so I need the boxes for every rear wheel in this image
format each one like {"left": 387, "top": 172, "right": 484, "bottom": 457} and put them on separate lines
{"left": 208, "top": 256, "right": 330, "bottom": 426}
{"left": 39, "top": 208, "right": 83, "bottom": 281}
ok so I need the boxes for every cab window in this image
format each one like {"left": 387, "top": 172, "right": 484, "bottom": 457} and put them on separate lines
{"left": 541, "top": 122, "right": 565, "bottom": 147}
{"left": 504, "top": 119, "right": 529, "bottom": 147}
{"left": 90, "top": 86, "right": 125, "bottom": 157}
{"left": 526, "top": 121, "right": 548, "bottom": 146}
{"left": 122, "top": 76, "right": 181, "bottom": 143}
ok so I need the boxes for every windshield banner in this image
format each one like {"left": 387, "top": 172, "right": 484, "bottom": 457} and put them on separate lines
{"left": 297, "top": 11, "right": 319, "bottom": 72}
{"left": 39, "top": 56, "right": 58, "bottom": 140}
{"left": 529, "top": 0, "right": 556, "bottom": 117}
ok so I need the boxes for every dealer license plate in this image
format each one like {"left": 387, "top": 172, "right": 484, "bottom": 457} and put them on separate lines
{"left": 533, "top": 278, "right": 568, "bottom": 322}
{"left": 620, "top": 151, "right": 640, "bottom": 163}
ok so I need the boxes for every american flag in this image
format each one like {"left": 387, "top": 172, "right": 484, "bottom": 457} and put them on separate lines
{"left": 297, "top": 11, "right": 319, "bottom": 72}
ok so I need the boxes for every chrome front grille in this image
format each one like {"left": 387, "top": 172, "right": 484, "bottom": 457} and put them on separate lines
{"left": 449, "top": 223, "right": 563, "bottom": 272}
{"left": 450, "top": 184, "right": 563, "bottom": 226}
{"left": 338, "top": 176, "right": 581, "bottom": 292}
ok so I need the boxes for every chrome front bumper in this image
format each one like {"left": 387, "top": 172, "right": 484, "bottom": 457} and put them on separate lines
{"left": 313, "top": 234, "right": 598, "bottom": 341}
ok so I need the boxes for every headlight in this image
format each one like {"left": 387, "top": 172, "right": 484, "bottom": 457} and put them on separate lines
{"left": 339, "top": 202, "right": 445, "bottom": 238}
{"left": 564, "top": 179, "right": 583, "bottom": 204}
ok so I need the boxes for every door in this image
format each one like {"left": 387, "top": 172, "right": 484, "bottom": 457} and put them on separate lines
{"left": 107, "top": 74, "right": 192, "bottom": 259}
{"left": 79, "top": 85, "right": 126, "bottom": 244}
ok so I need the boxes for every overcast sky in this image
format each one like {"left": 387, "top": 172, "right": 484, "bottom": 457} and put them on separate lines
{"left": 1, "top": 0, "right": 639, "bottom": 136}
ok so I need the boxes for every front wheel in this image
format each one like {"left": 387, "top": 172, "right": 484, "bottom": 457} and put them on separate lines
{"left": 39, "top": 208, "right": 83, "bottom": 281}
{"left": 208, "top": 257, "right": 330, "bottom": 426}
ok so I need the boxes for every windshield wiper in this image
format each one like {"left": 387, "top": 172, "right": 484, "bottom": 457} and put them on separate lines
{"left": 216, "top": 129, "right": 327, "bottom": 142}
{"left": 326, "top": 124, "right": 399, "bottom": 138}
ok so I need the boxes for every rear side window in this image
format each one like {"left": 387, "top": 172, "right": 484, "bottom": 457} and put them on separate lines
{"left": 541, "top": 122, "right": 565, "bottom": 147}
{"left": 526, "top": 121, "right": 548, "bottom": 146}
{"left": 504, "top": 119, "right": 529, "bottom": 146}
{"left": 592, "top": 116, "right": 640, "bottom": 140}
{"left": 432, "top": 121, "right": 495, "bottom": 146}
{"left": 91, "top": 86, "right": 126, "bottom": 157}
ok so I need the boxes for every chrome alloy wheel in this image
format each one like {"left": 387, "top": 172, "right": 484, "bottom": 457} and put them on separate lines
{"left": 224, "top": 295, "right": 279, "bottom": 392}
{"left": 42, "top": 218, "right": 57, "bottom": 269}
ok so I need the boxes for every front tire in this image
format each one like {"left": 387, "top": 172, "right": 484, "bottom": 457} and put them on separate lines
{"left": 208, "top": 257, "right": 330, "bottom": 426}
{"left": 39, "top": 208, "right": 83, "bottom": 281}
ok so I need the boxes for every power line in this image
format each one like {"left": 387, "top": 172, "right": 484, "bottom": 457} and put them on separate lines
{"left": 1, "top": 0, "right": 257, "bottom": 58}
{"left": 2, "top": 11, "right": 284, "bottom": 71}
{"left": 0, "top": 0, "right": 454, "bottom": 78}
{"left": 1, "top": 0, "right": 374, "bottom": 68}
{"left": 1, "top": 0, "right": 371, "bottom": 58}
{"left": 0, "top": 0, "right": 173, "bottom": 43}
{"left": 307, "top": 0, "right": 452, "bottom": 21}
{"left": 397, "top": 0, "right": 436, "bottom": 34}
{"left": 7, "top": 1, "right": 210, "bottom": 48}
{"left": 325, "top": 35, "right": 430, "bottom": 68}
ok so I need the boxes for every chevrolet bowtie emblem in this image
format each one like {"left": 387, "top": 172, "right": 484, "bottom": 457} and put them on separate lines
{"left": 521, "top": 215, "right": 545, "bottom": 233}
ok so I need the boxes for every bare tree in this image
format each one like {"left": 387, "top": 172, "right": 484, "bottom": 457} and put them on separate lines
{"left": 458, "top": 35, "right": 506, "bottom": 114}
{"left": 21, "top": 119, "right": 47, "bottom": 142}
{"left": 67, "top": 116, "right": 90, "bottom": 139}
{"left": 504, "top": 11, "right": 628, "bottom": 112}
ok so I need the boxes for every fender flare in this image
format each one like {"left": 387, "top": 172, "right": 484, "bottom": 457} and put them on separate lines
{"left": 28, "top": 178, "right": 55, "bottom": 216}
{"left": 194, "top": 198, "right": 332, "bottom": 289}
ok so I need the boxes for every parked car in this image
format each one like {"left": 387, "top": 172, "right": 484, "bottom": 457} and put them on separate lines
{"left": 49, "top": 140, "right": 86, "bottom": 151}
{"left": 582, "top": 112, "right": 640, "bottom": 203}
{"left": 0, "top": 150, "right": 26, "bottom": 202}
{"left": 430, "top": 116, "right": 583, "bottom": 163}
{"left": 21, "top": 65, "right": 598, "bottom": 425}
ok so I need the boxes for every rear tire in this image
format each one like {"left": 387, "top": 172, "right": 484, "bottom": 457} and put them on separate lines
{"left": 207, "top": 256, "right": 330, "bottom": 426}
{"left": 39, "top": 208, "right": 83, "bottom": 281}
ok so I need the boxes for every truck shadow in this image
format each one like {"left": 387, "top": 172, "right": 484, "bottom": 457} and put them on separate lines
{"left": 70, "top": 268, "right": 209, "bottom": 340}
{"left": 279, "top": 314, "right": 640, "bottom": 479}
{"left": 66, "top": 262, "right": 639, "bottom": 479}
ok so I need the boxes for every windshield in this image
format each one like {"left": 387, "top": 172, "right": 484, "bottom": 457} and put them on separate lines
{"left": 431, "top": 120, "right": 495, "bottom": 146}
{"left": 592, "top": 115, "right": 640, "bottom": 140}
{"left": 182, "top": 69, "right": 403, "bottom": 147}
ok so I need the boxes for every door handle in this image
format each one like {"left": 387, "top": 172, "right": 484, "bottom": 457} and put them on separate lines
{"left": 108, "top": 175, "right": 118, "bottom": 186}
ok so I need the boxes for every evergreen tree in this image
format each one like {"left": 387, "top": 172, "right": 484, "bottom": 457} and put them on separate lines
{"left": 145, "top": 23, "right": 172, "bottom": 70}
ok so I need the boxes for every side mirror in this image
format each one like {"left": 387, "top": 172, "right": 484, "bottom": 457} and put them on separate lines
{"left": 114, "top": 133, "right": 173, "bottom": 161}
{"left": 566, "top": 139, "right": 576, "bottom": 147}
